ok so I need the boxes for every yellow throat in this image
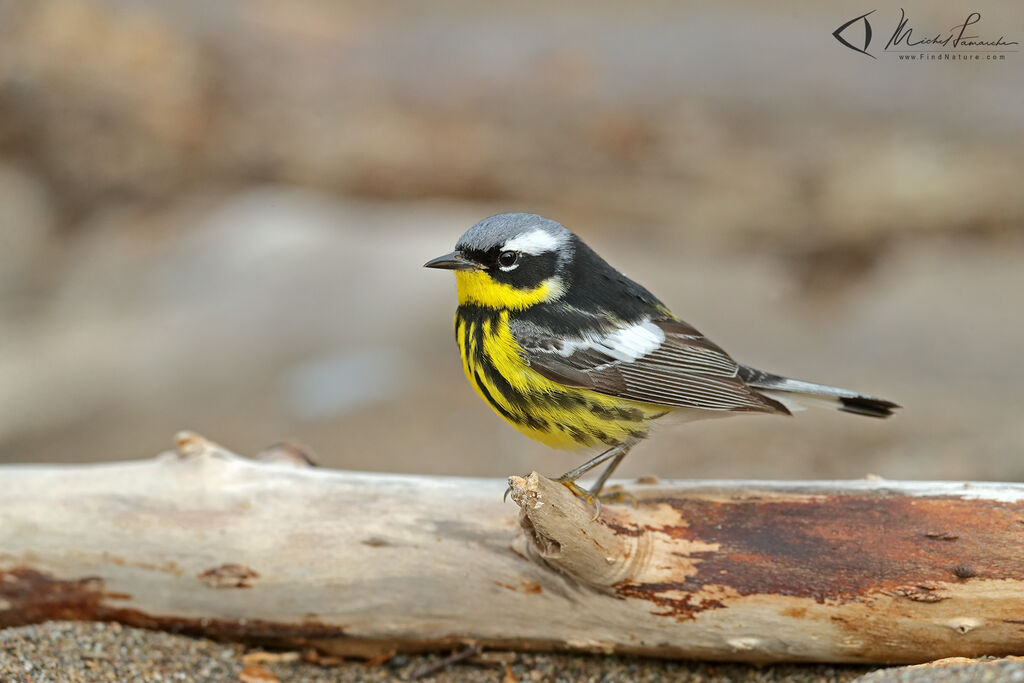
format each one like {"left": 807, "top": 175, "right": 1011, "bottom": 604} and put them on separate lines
{"left": 455, "top": 270, "right": 565, "bottom": 310}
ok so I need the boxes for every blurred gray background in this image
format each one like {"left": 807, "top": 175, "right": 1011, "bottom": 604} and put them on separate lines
{"left": 1, "top": 0, "right": 1021, "bottom": 482}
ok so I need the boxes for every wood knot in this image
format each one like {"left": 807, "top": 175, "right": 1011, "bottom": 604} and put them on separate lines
{"left": 197, "top": 564, "right": 260, "bottom": 588}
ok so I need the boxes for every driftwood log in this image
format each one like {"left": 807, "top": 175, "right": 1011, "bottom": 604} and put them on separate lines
{"left": 1, "top": 432, "right": 1023, "bottom": 664}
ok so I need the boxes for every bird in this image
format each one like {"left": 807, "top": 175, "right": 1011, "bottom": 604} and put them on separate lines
{"left": 424, "top": 212, "right": 899, "bottom": 510}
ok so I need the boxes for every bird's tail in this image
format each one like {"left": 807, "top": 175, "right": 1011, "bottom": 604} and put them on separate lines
{"left": 738, "top": 366, "right": 900, "bottom": 418}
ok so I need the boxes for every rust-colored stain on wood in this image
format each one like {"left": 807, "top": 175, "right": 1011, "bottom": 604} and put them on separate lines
{"left": 492, "top": 579, "right": 544, "bottom": 594}
{"left": 616, "top": 493, "right": 1024, "bottom": 616}
{"left": 0, "top": 568, "right": 116, "bottom": 628}
{"left": 0, "top": 566, "right": 343, "bottom": 642}
{"left": 616, "top": 582, "right": 725, "bottom": 619}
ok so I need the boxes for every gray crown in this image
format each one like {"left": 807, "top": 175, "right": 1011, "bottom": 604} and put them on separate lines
{"left": 456, "top": 213, "right": 572, "bottom": 253}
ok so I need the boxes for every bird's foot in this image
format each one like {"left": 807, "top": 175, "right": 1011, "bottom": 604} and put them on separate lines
{"left": 556, "top": 477, "right": 604, "bottom": 520}
{"left": 596, "top": 489, "right": 638, "bottom": 508}
{"left": 507, "top": 474, "right": 635, "bottom": 522}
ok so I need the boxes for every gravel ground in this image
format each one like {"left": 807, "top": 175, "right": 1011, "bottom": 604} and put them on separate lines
{"left": 856, "top": 657, "right": 1024, "bottom": 683}
{"left": 5, "top": 621, "right": 1022, "bottom": 682}
{"left": 0, "top": 621, "right": 879, "bottom": 683}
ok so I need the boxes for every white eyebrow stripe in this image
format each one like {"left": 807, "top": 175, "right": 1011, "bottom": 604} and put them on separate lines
{"left": 501, "top": 228, "right": 565, "bottom": 255}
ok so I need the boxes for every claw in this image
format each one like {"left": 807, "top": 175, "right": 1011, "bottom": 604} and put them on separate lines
{"left": 557, "top": 478, "right": 603, "bottom": 520}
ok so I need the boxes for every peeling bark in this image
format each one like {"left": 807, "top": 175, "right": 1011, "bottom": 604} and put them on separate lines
{"left": 1, "top": 432, "right": 1023, "bottom": 663}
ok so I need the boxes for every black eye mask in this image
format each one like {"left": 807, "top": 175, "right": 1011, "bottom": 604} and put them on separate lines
{"left": 487, "top": 250, "right": 560, "bottom": 290}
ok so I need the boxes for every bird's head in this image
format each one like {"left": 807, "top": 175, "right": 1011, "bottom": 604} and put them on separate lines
{"left": 424, "top": 213, "right": 574, "bottom": 310}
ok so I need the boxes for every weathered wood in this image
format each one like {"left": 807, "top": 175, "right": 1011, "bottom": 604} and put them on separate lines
{"left": 1, "top": 432, "right": 1023, "bottom": 663}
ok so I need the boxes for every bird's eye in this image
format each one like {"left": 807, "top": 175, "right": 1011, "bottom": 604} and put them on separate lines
{"left": 497, "top": 251, "right": 519, "bottom": 269}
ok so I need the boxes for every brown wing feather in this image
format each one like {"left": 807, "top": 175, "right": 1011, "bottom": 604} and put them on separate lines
{"left": 523, "top": 319, "right": 789, "bottom": 415}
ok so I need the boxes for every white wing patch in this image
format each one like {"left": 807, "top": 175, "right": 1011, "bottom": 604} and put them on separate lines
{"left": 555, "top": 318, "right": 665, "bottom": 364}
{"left": 501, "top": 228, "right": 566, "bottom": 255}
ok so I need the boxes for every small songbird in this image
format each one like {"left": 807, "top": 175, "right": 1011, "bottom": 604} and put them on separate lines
{"left": 425, "top": 213, "right": 899, "bottom": 509}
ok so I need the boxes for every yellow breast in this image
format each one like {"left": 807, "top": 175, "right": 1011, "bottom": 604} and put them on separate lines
{"left": 455, "top": 308, "right": 661, "bottom": 450}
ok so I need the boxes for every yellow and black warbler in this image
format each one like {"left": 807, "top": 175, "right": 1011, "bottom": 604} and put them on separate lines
{"left": 425, "top": 213, "right": 898, "bottom": 507}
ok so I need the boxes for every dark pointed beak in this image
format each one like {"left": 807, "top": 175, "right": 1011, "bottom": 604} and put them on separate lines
{"left": 423, "top": 251, "right": 479, "bottom": 271}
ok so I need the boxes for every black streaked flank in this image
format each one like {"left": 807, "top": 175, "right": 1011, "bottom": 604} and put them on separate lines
{"left": 473, "top": 370, "right": 521, "bottom": 425}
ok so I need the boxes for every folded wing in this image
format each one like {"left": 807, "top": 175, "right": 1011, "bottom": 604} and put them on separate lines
{"left": 513, "top": 316, "right": 789, "bottom": 414}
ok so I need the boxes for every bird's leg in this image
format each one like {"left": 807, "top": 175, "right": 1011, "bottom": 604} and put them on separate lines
{"left": 587, "top": 451, "right": 626, "bottom": 497}
{"left": 586, "top": 452, "right": 638, "bottom": 508}
{"left": 557, "top": 441, "right": 632, "bottom": 483}
{"left": 555, "top": 440, "right": 637, "bottom": 517}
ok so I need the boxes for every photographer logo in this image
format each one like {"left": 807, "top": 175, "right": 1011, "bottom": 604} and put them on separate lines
{"left": 833, "top": 9, "right": 1018, "bottom": 61}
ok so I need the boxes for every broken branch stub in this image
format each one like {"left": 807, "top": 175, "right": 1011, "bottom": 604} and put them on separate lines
{"left": 1, "top": 432, "right": 1024, "bottom": 663}
{"left": 507, "top": 473, "right": 643, "bottom": 589}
